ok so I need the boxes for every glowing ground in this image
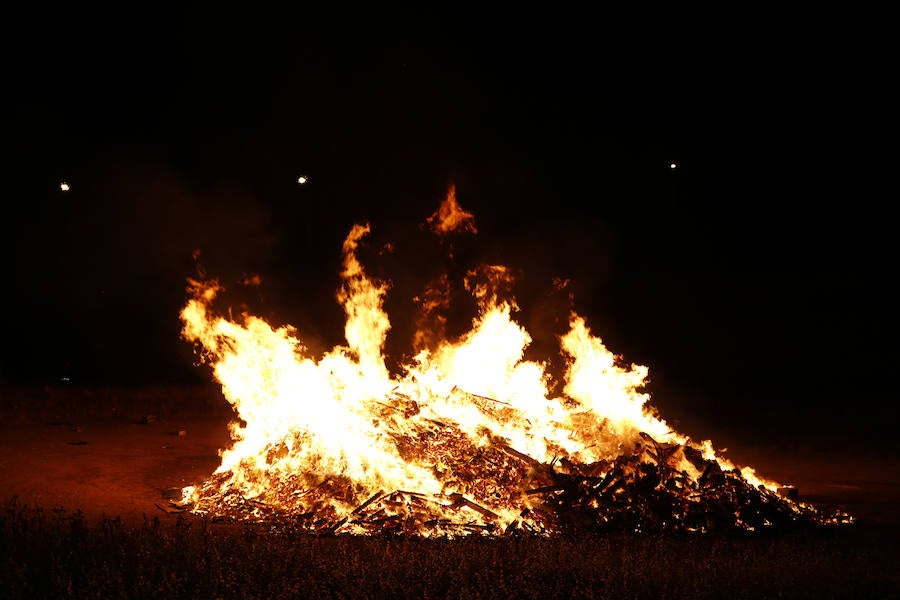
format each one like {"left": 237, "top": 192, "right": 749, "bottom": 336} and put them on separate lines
{"left": 0, "top": 386, "right": 896, "bottom": 530}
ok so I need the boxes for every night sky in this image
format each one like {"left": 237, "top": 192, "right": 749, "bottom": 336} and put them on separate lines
{"left": 3, "top": 16, "right": 895, "bottom": 449}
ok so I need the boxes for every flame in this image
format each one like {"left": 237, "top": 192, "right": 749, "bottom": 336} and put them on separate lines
{"left": 426, "top": 183, "right": 477, "bottom": 235}
{"left": 179, "top": 186, "right": 817, "bottom": 536}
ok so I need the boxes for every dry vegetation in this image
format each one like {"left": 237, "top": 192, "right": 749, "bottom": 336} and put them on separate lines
{"left": 1, "top": 497, "right": 897, "bottom": 599}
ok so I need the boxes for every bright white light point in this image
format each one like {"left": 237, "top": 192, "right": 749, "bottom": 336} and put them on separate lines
{"left": 669, "top": 162, "right": 678, "bottom": 170}
{"left": 60, "top": 182, "right": 70, "bottom": 192}
{"left": 297, "top": 176, "right": 308, "bottom": 185}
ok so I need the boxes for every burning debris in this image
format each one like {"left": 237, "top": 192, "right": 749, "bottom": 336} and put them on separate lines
{"left": 176, "top": 187, "right": 854, "bottom": 537}
{"left": 178, "top": 388, "right": 852, "bottom": 535}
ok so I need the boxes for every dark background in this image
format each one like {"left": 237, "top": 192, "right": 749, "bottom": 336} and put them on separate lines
{"left": 2, "top": 14, "right": 895, "bottom": 449}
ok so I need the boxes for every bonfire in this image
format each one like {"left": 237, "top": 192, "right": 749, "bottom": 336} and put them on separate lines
{"left": 176, "top": 186, "right": 854, "bottom": 536}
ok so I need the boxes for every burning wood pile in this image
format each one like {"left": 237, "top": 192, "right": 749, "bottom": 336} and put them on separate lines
{"left": 176, "top": 188, "right": 854, "bottom": 537}
{"left": 177, "top": 390, "right": 852, "bottom": 536}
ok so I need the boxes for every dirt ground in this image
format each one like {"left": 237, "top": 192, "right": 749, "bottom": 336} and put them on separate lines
{"left": 1, "top": 385, "right": 898, "bottom": 529}
{"left": 0, "top": 414, "right": 231, "bottom": 525}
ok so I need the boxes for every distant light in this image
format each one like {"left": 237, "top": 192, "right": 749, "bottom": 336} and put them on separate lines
{"left": 297, "top": 175, "right": 309, "bottom": 185}
{"left": 60, "top": 181, "right": 70, "bottom": 191}
{"left": 669, "top": 162, "right": 678, "bottom": 170}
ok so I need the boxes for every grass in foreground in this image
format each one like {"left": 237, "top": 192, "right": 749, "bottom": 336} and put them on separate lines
{"left": 1, "top": 497, "right": 897, "bottom": 599}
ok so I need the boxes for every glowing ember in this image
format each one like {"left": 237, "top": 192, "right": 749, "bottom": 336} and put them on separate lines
{"left": 178, "top": 186, "right": 853, "bottom": 536}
